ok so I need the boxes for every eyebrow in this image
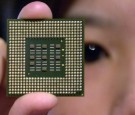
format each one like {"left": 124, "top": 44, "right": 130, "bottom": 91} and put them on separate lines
{"left": 67, "top": 15, "right": 114, "bottom": 28}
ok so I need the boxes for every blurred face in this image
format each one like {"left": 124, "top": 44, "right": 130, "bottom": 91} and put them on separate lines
{"left": 49, "top": 0, "right": 135, "bottom": 115}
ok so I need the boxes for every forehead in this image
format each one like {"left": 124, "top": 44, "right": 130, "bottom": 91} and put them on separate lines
{"left": 67, "top": 0, "right": 135, "bottom": 25}
{"left": 66, "top": 0, "right": 135, "bottom": 41}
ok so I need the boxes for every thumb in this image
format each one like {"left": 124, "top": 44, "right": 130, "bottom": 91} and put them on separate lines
{"left": 9, "top": 93, "right": 57, "bottom": 115}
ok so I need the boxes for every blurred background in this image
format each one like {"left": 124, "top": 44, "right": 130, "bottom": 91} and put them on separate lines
{"left": 0, "top": 0, "right": 73, "bottom": 40}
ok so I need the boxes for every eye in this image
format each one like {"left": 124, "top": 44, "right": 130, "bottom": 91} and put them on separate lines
{"left": 85, "top": 43, "right": 109, "bottom": 63}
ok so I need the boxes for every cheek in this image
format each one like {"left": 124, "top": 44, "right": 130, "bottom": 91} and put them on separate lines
{"left": 49, "top": 64, "right": 116, "bottom": 115}
{"left": 85, "top": 64, "right": 114, "bottom": 102}
{"left": 85, "top": 62, "right": 122, "bottom": 98}
{"left": 84, "top": 63, "right": 126, "bottom": 114}
{"left": 49, "top": 63, "right": 126, "bottom": 115}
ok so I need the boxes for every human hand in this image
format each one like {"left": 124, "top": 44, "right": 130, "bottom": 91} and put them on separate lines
{"left": 0, "top": 1, "right": 57, "bottom": 115}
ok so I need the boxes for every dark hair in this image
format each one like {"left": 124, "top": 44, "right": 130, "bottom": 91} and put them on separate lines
{"left": 0, "top": 0, "right": 74, "bottom": 39}
{"left": 48, "top": 0, "right": 75, "bottom": 18}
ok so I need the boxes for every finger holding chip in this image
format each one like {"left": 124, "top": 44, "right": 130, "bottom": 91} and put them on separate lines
{"left": 9, "top": 1, "right": 58, "bottom": 115}
{"left": 0, "top": 1, "right": 57, "bottom": 115}
{"left": 9, "top": 93, "right": 57, "bottom": 115}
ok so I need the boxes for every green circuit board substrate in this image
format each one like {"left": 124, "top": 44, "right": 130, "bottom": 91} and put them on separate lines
{"left": 7, "top": 19, "right": 84, "bottom": 96}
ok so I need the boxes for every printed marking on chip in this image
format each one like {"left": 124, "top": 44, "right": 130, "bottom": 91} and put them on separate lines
{"left": 7, "top": 19, "right": 84, "bottom": 96}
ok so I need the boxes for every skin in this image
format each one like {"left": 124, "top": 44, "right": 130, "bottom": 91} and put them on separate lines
{"left": 50, "top": 0, "right": 135, "bottom": 114}
{"left": 1, "top": 0, "right": 135, "bottom": 115}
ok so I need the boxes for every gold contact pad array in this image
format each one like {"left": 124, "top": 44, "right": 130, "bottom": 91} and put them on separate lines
{"left": 7, "top": 19, "right": 84, "bottom": 96}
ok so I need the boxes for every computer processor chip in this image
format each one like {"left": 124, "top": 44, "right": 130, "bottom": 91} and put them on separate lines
{"left": 7, "top": 19, "right": 84, "bottom": 96}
